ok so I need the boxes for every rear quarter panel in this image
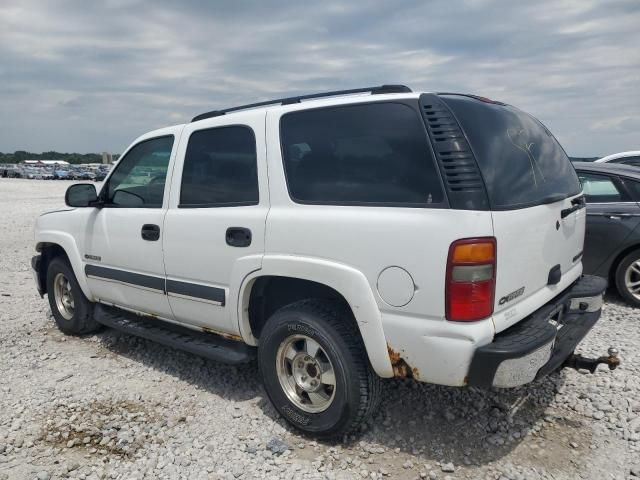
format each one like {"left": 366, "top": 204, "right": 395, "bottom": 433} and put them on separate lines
{"left": 265, "top": 106, "right": 495, "bottom": 379}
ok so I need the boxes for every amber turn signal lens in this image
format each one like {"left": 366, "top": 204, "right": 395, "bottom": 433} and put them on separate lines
{"left": 451, "top": 241, "right": 495, "bottom": 263}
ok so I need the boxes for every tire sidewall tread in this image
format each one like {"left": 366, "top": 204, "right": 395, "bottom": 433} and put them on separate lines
{"left": 615, "top": 250, "right": 640, "bottom": 308}
{"left": 46, "top": 257, "right": 100, "bottom": 335}
{"left": 258, "top": 299, "right": 380, "bottom": 439}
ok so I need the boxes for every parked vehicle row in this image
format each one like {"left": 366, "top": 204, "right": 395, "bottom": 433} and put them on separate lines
{"left": 1, "top": 164, "right": 111, "bottom": 180}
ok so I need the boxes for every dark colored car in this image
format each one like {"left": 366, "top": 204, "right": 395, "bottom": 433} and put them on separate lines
{"left": 72, "top": 170, "right": 96, "bottom": 181}
{"left": 574, "top": 162, "right": 640, "bottom": 307}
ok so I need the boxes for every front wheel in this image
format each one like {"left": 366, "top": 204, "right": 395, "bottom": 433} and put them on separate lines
{"left": 258, "top": 299, "right": 381, "bottom": 439}
{"left": 615, "top": 250, "right": 640, "bottom": 308}
{"left": 46, "top": 257, "right": 102, "bottom": 335}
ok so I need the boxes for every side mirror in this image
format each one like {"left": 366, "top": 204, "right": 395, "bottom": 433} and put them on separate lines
{"left": 65, "top": 183, "right": 98, "bottom": 207}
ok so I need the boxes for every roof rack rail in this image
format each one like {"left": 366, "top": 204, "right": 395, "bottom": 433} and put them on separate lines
{"left": 191, "top": 84, "right": 412, "bottom": 122}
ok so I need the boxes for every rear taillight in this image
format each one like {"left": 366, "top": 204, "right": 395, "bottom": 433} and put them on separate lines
{"left": 446, "top": 238, "right": 496, "bottom": 322}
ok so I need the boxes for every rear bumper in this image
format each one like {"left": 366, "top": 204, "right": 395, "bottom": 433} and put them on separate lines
{"left": 467, "top": 275, "right": 607, "bottom": 388}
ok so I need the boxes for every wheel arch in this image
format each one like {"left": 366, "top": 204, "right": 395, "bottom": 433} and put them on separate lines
{"left": 237, "top": 255, "right": 394, "bottom": 378}
{"left": 35, "top": 234, "right": 92, "bottom": 299}
{"left": 607, "top": 243, "right": 640, "bottom": 284}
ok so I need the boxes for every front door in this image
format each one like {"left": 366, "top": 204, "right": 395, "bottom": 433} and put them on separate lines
{"left": 162, "top": 110, "right": 268, "bottom": 334}
{"left": 84, "top": 129, "right": 181, "bottom": 318}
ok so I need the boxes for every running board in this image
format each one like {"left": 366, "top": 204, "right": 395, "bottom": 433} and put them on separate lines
{"left": 94, "top": 304, "right": 255, "bottom": 364}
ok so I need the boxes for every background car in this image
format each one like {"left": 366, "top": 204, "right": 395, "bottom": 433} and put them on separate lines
{"left": 80, "top": 170, "right": 96, "bottom": 181}
{"left": 23, "top": 167, "right": 39, "bottom": 179}
{"left": 574, "top": 162, "right": 640, "bottom": 307}
{"left": 594, "top": 151, "right": 640, "bottom": 166}
{"left": 1, "top": 164, "right": 19, "bottom": 177}
{"left": 53, "top": 169, "right": 71, "bottom": 180}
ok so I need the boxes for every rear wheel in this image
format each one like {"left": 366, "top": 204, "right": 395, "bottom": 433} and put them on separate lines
{"left": 615, "top": 250, "right": 640, "bottom": 308}
{"left": 258, "top": 299, "right": 381, "bottom": 439}
{"left": 46, "top": 257, "right": 102, "bottom": 335}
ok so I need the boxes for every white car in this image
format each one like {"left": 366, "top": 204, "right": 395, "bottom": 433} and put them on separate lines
{"left": 595, "top": 151, "right": 640, "bottom": 166}
{"left": 31, "top": 85, "right": 616, "bottom": 438}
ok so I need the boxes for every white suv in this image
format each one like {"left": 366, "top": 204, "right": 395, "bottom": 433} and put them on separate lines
{"left": 32, "top": 85, "right": 614, "bottom": 438}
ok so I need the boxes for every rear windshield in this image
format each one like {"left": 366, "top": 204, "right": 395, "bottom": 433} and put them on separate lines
{"left": 441, "top": 95, "right": 581, "bottom": 209}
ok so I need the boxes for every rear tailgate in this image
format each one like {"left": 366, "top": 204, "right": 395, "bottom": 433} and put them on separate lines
{"left": 491, "top": 196, "right": 585, "bottom": 331}
{"left": 440, "top": 94, "right": 585, "bottom": 332}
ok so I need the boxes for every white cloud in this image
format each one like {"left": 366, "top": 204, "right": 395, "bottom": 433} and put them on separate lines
{"left": 0, "top": 0, "right": 638, "bottom": 156}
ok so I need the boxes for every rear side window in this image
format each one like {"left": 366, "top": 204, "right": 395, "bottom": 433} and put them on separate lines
{"left": 577, "top": 172, "right": 627, "bottom": 203}
{"left": 617, "top": 156, "right": 640, "bottom": 167}
{"left": 180, "top": 126, "right": 259, "bottom": 207}
{"left": 441, "top": 95, "right": 581, "bottom": 209}
{"left": 621, "top": 178, "right": 640, "bottom": 201}
{"left": 280, "top": 102, "right": 444, "bottom": 206}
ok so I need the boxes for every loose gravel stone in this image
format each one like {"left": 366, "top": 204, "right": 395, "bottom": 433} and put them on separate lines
{"left": 0, "top": 178, "right": 638, "bottom": 479}
{"left": 441, "top": 462, "right": 455, "bottom": 473}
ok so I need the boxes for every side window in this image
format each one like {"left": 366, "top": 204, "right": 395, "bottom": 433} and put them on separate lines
{"left": 280, "top": 102, "right": 444, "bottom": 206}
{"left": 619, "top": 156, "right": 640, "bottom": 167}
{"left": 180, "top": 126, "right": 258, "bottom": 207}
{"left": 106, "top": 136, "right": 174, "bottom": 208}
{"left": 578, "top": 172, "right": 627, "bottom": 203}
{"left": 621, "top": 178, "right": 640, "bottom": 201}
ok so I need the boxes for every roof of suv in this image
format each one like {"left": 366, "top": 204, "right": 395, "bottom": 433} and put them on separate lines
{"left": 191, "top": 85, "right": 415, "bottom": 122}
{"left": 573, "top": 161, "right": 640, "bottom": 180}
{"left": 188, "top": 86, "right": 516, "bottom": 130}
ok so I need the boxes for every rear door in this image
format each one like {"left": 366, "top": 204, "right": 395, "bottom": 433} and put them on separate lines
{"left": 578, "top": 172, "right": 640, "bottom": 274}
{"left": 162, "top": 110, "right": 268, "bottom": 335}
{"left": 440, "top": 95, "right": 584, "bottom": 332}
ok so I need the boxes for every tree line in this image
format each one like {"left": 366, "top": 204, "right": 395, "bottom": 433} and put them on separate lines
{"left": 0, "top": 151, "right": 119, "bottom": 164}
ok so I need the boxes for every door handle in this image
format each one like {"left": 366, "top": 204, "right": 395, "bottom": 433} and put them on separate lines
{"left": 141, "top": 224, "right": 160, "bottom": 241}
{"left": 226, "top": 227, "right": 252, "bottom": 247}
{"left": 605, "top": 213, "right": 637, "bottom": 220}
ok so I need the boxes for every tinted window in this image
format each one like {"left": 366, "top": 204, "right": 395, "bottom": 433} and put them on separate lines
{"left": 280, "top": 102, "right": 444, "bottom": 206}
{"left": 577, "top": 172, "right": 626, "bottom": 203}
{"left": 106, "top": 136, "right": 174, "bottom": 208}
{"left": 617, "top": 156, "right": 640, "bottom": 167}
{"left": 180, "top": 126, "right": 258, "bottom": 207}
{"left": 441, "top": 96, "right": 581, "bottom": 209}
{"left": 622, "top": 178, "right": 640, "bottom": 201}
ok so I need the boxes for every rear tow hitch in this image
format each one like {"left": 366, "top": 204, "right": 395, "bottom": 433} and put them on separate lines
{"left": 563, "top": 347, "right": 620, "bottom": 374}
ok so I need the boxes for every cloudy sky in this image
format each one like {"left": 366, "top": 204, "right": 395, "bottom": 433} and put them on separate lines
{"left": 1, "top": 0, "right": 638, "bottom": 156}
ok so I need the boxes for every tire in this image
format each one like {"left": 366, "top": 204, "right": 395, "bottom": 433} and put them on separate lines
{"left": 46, "top": 257, "right": 102, "bottom": 335}
{"left": 615, "top": 250, "right": 640, "bottom": 308}
{"left": 258, "top": 299, "right": 381, "bottom": 439}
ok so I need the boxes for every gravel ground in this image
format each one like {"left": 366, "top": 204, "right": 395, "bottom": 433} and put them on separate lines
{"left": 1, "top": 178, "right": 639, "bottom": 480}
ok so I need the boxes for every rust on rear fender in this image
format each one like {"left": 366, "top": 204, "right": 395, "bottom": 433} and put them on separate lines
{"left": 387, "top": 345, "right": 419, "bottom": 380}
